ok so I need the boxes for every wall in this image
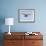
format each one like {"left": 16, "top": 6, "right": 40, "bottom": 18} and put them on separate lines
{"left": 0, "top": 0, "right": 46, "bottom": 46}
{"left": 0, "top": 0, "right": 46, "bottom": 32}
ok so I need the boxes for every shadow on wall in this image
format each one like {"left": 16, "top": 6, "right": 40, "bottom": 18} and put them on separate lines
{"left": 0, "top": 16, "right": 5, "bottom": 46}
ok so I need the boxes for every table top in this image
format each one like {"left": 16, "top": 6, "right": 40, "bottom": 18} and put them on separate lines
{"left": 4, "top": 32, "right": 43, "bottom": 40}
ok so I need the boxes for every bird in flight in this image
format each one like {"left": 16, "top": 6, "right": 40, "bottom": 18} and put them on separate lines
{"left": 22, "top": 13, "right": 31, "bottom": 17}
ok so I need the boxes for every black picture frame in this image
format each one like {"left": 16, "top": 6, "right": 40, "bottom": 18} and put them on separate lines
{"left": 18, "top": 9, "right": 35, "bottom": 23}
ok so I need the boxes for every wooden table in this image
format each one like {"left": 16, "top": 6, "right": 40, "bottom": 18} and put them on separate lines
{"left": 4, "top": 32, "right": 43, "bottom": 46}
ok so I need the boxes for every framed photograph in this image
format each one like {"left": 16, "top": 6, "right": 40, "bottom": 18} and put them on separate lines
{"left": 18, "top": 9, "right": 35, "bottom": 23}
